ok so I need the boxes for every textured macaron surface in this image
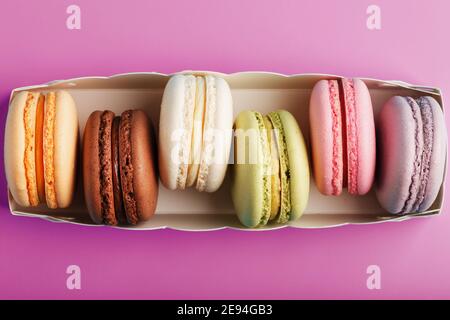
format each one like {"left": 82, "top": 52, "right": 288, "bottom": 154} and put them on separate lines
{"left": 98, "top": 111, "right": 117, "bottom": 225}
{"left": 23, "top": 92, "right": 39, "bottom": 206}
{"left": 310, "top": 80, "right": 342, "bottom": 196}
{"left": 119, "top": 110, "right": 138, "bottom": 224}
{"left": 43, "top": 92, "right": 57, "bottom": 208}
{"left": 376, "top": 96, "right": 446, "bottom": 214}
{"left": 5, "top": 92, "right": 37, "bottom": 207}
{"left": 350, "top": 78, "right": 376, "bottom": 195}
{"left": 342, "top": 78, "right": 358, "bottom": 194}
{"left": 5, "top": 90, "right": 78, "bottom": 209}
{"left": 275, "top": 110, "right": 310, "bottom": 221}
{"left": 128, "top": 110, "right": 159, "bottom": 222}
{"left": 232, "top": 110, "right": 271, "bottom": 228}
{"left": 232, "top": 109, "right": 309, "bottom": 228}
{"left": 83, "top": 109, "right": 158, "bottom": 225}
{"left": 415, "top": 96, "right": 446, "bottom": 212}
{"left": 159, "top": 74, "right": 232, "bottom": 193}
{"left": 310, "top": 78, "right": 375, "bottom": 196}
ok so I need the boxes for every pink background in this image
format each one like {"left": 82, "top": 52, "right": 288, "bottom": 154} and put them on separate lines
{"left": 0, "top": 0, "right": 449, "bottom": 299}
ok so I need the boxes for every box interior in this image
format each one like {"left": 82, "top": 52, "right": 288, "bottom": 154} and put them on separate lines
{"left": 8, "top": 72, "right": 445, "bottom": 230}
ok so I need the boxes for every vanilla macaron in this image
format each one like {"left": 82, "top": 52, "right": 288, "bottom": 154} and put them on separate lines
{"left": 4, "top": 90, "right": 78, "bottom": 208}
{"left": 159, "top": 74, "right": 233, "bottom": 192}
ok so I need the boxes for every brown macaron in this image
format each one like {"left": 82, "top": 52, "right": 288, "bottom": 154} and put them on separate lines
{"left": 83, "top": 109, "right": 158, "bottom": 225}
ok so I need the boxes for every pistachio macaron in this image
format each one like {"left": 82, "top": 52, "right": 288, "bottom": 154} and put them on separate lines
{"left": 231, "top": 110, "right": 310, "bottom": 228}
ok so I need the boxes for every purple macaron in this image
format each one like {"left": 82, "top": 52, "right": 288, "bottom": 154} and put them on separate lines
{"left": 376, "top": 96, "right": 446, "bottom": 214}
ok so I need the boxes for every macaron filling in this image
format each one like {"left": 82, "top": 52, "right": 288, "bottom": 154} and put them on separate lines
{"left": 21, "top": 92, "right": 62, "bottom": 208}
{"left": 197, "top": 76, "right": 217, "bottom": 192}
{"left": 176, "top": 76, "right": 196, "bottom": 189}
{"left": 186, "top": 76, "right": 206, "bottom": 187}
{"left": 267, "top": 112, "right": 291, "bottom": 224}
{"left": 264, "top": 117, "right": 281, "bottom": 221}
{"left": 35, "top": 94, "right": 46, "bottom": 204}
{"left": 95, "top": 111, "right": 141, "bottom": 225}
{"left": 325, "top": 78, "right": 358, "bottom": 195}
{"left": 175, "top": 75, "right": 215, "bottom": 192}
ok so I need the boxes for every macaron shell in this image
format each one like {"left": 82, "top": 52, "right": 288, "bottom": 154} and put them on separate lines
{"left": 196, "top": 76, "right": 233, "bottom": 192}
{"left": 97, "top": 110, "right": 117, "bottom": 225}
{"left": 159, "top": 74, "right": 196, "bottom": 190}
{"left": 376, "top": 96, "right": 420, "bottom": 213}
{"left": 350, "top": 78, "right": 376, "bottom": 195}
{"left": 309, "top": 80, "right": 342, "bottom": 195}
{"left": 4, "top": 91, "right": 34, "bottom": 207}
{"left": 416, "top": 96, "right": 446, "bottom": 212}
{"left": 129, "top": 110, "right": 158, "bottom": 221}
{"left": 82, "top": 111, "right": 104, "bottom": 224}
{"left": 53, "top": 90, "right": 78, "bottom": 208}
{"left": 23, "top": 92, "right": 39, "bottom": 206}
{"left": 232, "top": 110, "right": 271, "bottom": 228}
{"left": 276, "top": 110, "right": 310, "bottom": 220}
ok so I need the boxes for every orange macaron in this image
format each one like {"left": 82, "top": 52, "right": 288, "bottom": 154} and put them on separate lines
{"left": 4, "top": 90, "right": 78, "bottom": 208}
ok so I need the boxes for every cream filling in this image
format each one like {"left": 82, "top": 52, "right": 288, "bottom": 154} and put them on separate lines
{"left": 267, "top": 112, "right": 291, "bottom": 224}
{"left": 176, "top": 76, "right": 196, "bottom": 189}
{"left": 196, "top": 75, "right": 216, "bottom": 192}
{"left": 264, "top": 116, "right": 281, "bottom": 221}
{"left": 186, "top": 76, "right": 206, "bottom": 187}
{"left": 35, "top": 94, "right": 46, "bottom": 204}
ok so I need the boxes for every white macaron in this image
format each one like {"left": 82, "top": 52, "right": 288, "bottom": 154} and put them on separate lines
{"left": 159, "top": 74, "right": 233, "bottom": 192}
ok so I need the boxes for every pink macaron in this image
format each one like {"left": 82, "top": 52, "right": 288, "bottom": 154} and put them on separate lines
{"left": 376, "top": 96, "right": 446, "bottom": 214}
{"left": 309, "top": 78, "right": 376, "bottom": 196}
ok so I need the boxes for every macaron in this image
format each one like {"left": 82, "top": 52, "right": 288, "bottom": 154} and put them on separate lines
{"left": 4, "top": 90, "right": 78, "bottom": 208}
{"left": 231, "top": 110, "right": 310, "bottom": 228}
{"left": 309, "top": 78, "right": 376, "bottom": 196}
{"left": 83, "top": 109, "right": 158, "bottom": 225}
{"left": 376, "top": 96, "right": 446, "bottom": 214}
{"left": 159, "top": 74, "right": 233, "bottom": 192}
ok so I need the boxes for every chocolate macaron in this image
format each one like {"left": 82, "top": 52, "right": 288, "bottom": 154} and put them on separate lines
{"left": 83, "top": 109, "right": 158, "bottom": 225}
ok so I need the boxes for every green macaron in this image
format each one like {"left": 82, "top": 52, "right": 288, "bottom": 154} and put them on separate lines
{"left": 231, "top": 110, "right": 310, "bottom": 228}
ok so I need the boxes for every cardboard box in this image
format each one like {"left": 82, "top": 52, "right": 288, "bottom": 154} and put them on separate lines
{"left": 7, "top": 71, "right": 446, "bottom": 230}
